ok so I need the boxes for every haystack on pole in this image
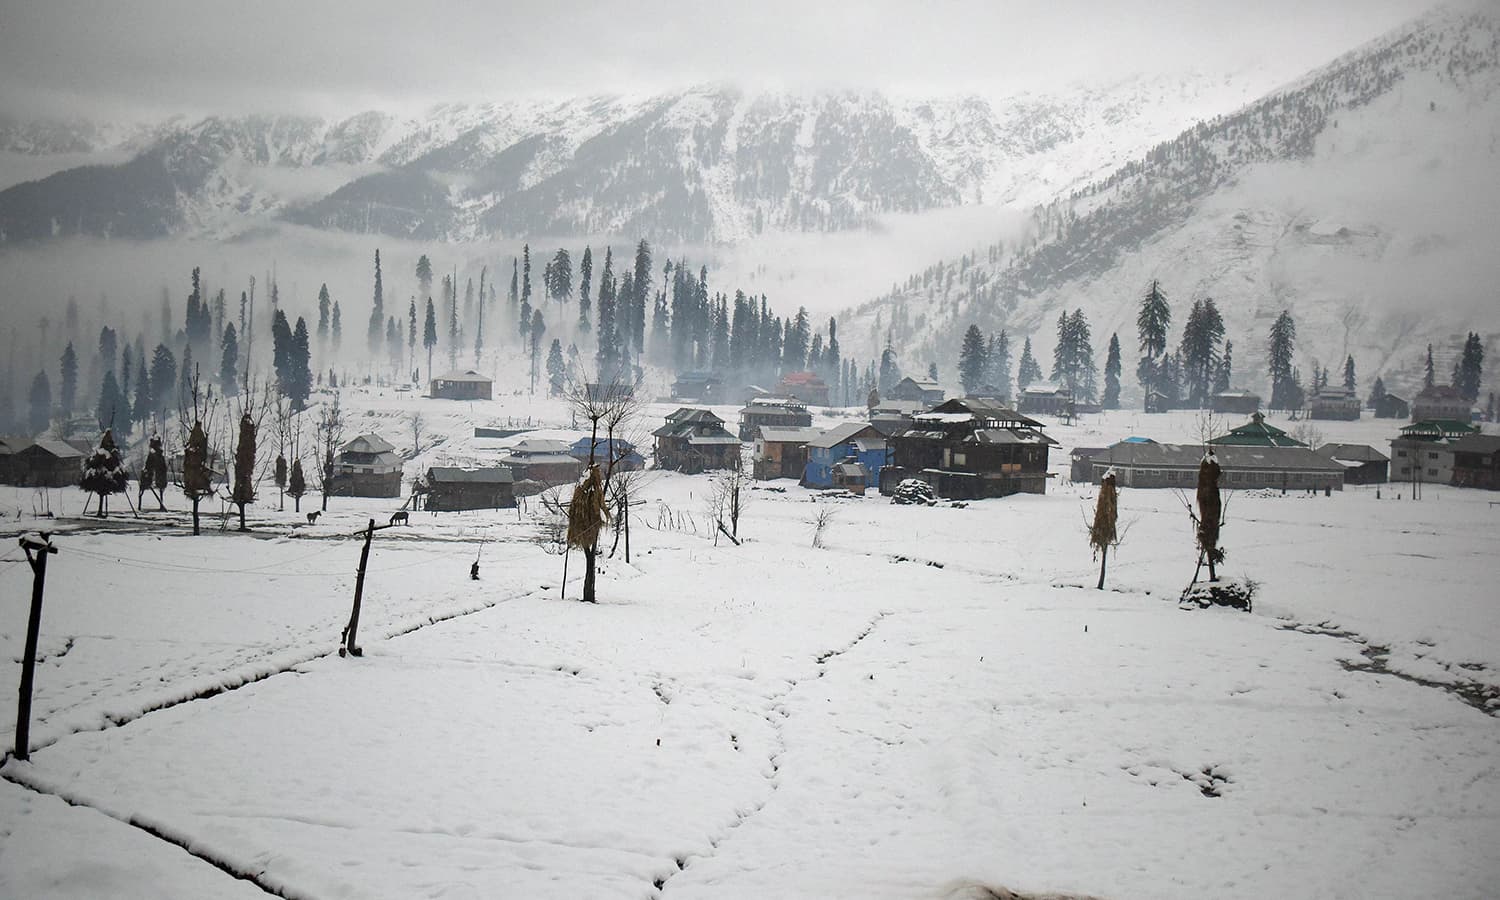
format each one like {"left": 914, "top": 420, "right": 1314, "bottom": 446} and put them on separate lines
{"left": 1089, "top": 470, "right": 1119, "bottom": 590}
{"left": 1196, "top": 450, "right": 1224, "bottom": 582}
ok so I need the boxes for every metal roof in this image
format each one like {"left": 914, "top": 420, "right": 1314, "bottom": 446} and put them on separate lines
{"left": 758, "top": 426, "right": 825, "bottom": 444}
{"left": 21, "top": 439, "right": 84, "bottom": 459}
{"left": 433, "top": 370, "right": 494, "bottom": 383}
{"left": 340, "top": 433, "right": 396, "bottom": 454}
{"left": 808, "top": 422, "right": 881, "bottom": 449}
{"left": 1314, "top": 443, "right": 1389, "bottom": 463}
{"left": 1087, "top": 441, "right": 1344, "bottom": 472}
{"left": 1450, "top": 433, "right": 1500, "bottom": 455}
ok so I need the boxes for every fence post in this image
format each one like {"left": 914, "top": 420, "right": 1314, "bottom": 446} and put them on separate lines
{"left": 341, "top": 520, "right": 376, "bottom": 658}
{"left": 14, "top": 533, "right": 58, "bottom": 761}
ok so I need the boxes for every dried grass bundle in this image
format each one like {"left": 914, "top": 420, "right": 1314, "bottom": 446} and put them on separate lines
{"left": 1089, "top": 472, "right": 1118, "bottom": 554}
{"left": 566, "top": 464, "right": 611, "bottom": 549}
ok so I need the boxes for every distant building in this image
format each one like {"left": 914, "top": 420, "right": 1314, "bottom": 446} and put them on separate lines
{"left": 753, "top": 425, "right": 822, "bottom": 481}
{"left": 777, "top": 371, "right": 831, "bottom": 407}
{"left": 1071, "top": 447, "right": 1108, "bottom": 483}
{"left": 430, "top": 370, "right": 494, "bottom": 401}
{"left": 1450, "top": 433, "right": 1500, "bottom": 490}
{"left": 500, "top": 438, "right": 585, "bottom": 485}
{"left": 653, "top": 408, "right": 741, "bottom": 473}
{"left": 9, "top": 439, "right": 84, "bottom": 487}
{"left": 1018, "top": 384, "right": 1074, "bottom": 418}
{"left": 1210, "top": 391, "right": 1262, "bottom": 416}
{"left": 421, "top": 466, "right": 516, "bottom": 511}
{"left": 1314, "top": 443, "right": 1389, "bottom": 485}
{"left": 1389, "top": 420, "right": 1477, "bottom": 486}
{"left": 869, "top": 399, "right": 927, "bottom": 436}
{"left": 568, "top": 437, "right": 644, "bottom": 472}
{"left": 1412, "top": 384, "right": 1470, "bottom": 423}
{"left": 1208, "top": 412, "right": 1307, "bottom": 448}
{"left": 332, "top": 434, "right": 404, "bottom": 497}
{"left": 1308, "top": 388, "right": 1361, "bottom": 421}
{"left": 737, "top": 397, "right": 812, "bottom": 441}
{"left": 1085, "top": 441, "right": 1345, "bottom": 491}
{"left": 1372, "top": 392, "right": 1410, "bottom": 419}
{"left": 888, "top": 376, "right": 945, "bottom": 407}
{"left": 0, "top": 436, "right": 27, "bottom": 483}
{"left": 881, "top": 398, "right": 1055, "bottom": 499}
{"left": 805, "top": 422, "right": 887, "bottom": 489}
{"left": 671, "top": 371, "right": 724, "bottom": 404}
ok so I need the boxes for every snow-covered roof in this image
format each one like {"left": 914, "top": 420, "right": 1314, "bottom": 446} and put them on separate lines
{"left": 913, "top": 412, "right": 974, "bottom": 425}
{"left": 758, "top": 426, "right": 824, "bottom": 444}
{"left": 341, "top": 434, "right": 396, "bottom": 455}
{"left": 433, "top": 370, "right": 494, "bottom": 384}
{"left": 427, "top": 466, "right": 513, "bottom": 484}
{"left": 808, "top": 422, "right": 880, "bottom": 449}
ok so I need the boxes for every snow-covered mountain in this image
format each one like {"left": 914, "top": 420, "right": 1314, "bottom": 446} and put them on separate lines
{"left": 0, "top": 73, "right": 1280, "bottom": 245}
{"left": 841, "top": 2, "right": 1500, "bottom": 400}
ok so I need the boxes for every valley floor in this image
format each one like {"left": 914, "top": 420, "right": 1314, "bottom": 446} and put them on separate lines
{"left": 0, "top": 397, "right": 1496, "bottom": 899}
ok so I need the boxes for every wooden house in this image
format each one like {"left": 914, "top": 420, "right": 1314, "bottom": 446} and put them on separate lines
{"left": 1373, "top": 392, "right": 1410, "bottom": 419}
{"left": 430, "top": 370, "right": 494, "bottom": 401}
{"left": 1083, "top": 441, "right": 1345, "bottom": 491}
{"left": 500, "top": 438, "right": 585, "bottom": 484}
{"left": 1210, "top": 391, "right": 1262, "bottom": 415}
{"left": 880, "top": 398, "right": 1055, "bottom": 499}
{"left": 777, "top": 371, "right": 830, "bottom": 406}
{"left": 653, "top": 408, "right": 741, "bottom": 473}
{"left": 869, "top": 399, "right": 927, "bottom": 436}
{"left": 1390, "top": 420, "right": 1477, "bottom": 486}
{"left": 1314, "top": 443, "right": 1389, "bottom": 485}
{"left": 12, "top": 439, "right": 85, "bottom": 487}
{"left": 0, "top": 436, "right": 27, "bottom": 484}
{"left": 1450, "top": 433, "right": 1500, "bottom": 490}
{"left": 738, "top": 397, "right": 812, "bottom": 441}
{"left": 753, "top": 425, "right": 821, "bottom": 481}
{"left": 421, "top": 466, "right": 516, "bottom": 511}
{"left": 671, "top": 371, "right": 725, "bottom": 404}
{"left": 804, "top": 423, "right": 887, "bottom": 489}
{"left": 568, "top": 437, "right": 644, "bottom": 472}
{"left": 333, "top": 434, "right": 404, "bottom": 497}
{"left": 1017, "top": 384, "right": 1074, "bottom": 417}
{"left": 1309, "top": 388, "right": 1361, "bottom": 421}
{"left": 1208, "top": 412, "right": 1307, "bottom": 448}
{"left": 888, "top": 376, "right": 944, "bottom": 406}
{"left": 1412, "top": 384, "right": 1471, "bottom": 423}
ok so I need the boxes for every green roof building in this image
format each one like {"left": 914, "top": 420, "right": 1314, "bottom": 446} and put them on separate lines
{"left": 1208, "top": 412, "right": 1307, "bottom": 448}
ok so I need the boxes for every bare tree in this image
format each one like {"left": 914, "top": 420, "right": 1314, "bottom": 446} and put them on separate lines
{"left": 410, "top": 412, "right": 425, "bottom": 456}
{"left": 811, "top": 503, "right": 835, "bottom": 549}
{"left": 562, "top": 374, "right": 643, "bottom": 602}
{"left": 708, "top": 463, "right": 750, "bottom": 545}
{"left": 313, "top": 392, "right": 346, "bottom": 512}
{"left": 271, "top": 392, "right": 293, "bottom": 511}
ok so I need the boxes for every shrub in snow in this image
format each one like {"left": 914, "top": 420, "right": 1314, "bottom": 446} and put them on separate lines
{"left": 80, "top": 428, "right": 130, "bottom": 517}
{"left": 1180, "top": 578, "right": 1257, "bottom": 612}
{"left": 891, "top": 478, "right": 936, "bottom": 506}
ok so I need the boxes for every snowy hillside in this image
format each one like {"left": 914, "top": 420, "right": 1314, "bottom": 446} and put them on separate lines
{"left": 0, "top": 73, "right": 1283, "bottom": 245}
{"left": 842, "top": 3, "right": 1500, "bottom": 400}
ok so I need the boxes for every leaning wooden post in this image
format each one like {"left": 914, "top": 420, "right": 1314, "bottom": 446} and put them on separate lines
{"left": 14, "top": 533, "right": 58, "bottom": 761}
{"left": 341, "top": 519, "right": 377, "bottom": 658}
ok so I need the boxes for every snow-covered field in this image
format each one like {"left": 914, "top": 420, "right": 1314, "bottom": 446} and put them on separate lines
{"left": 2, "top": 389, "right": 1497, "bottom": 899}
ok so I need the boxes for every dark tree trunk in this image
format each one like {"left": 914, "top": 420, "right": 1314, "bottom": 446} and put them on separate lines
{"left": 582, "top": 545, "right": 598, "bottom": 603}
{"left": 1097, "top": 545, "right": 1108, "bottom": 590}
{"left": 191, "top": 498, "right": 201, "bottom": 535}
{"left": 237, "top": 502, "right": 247, "bottom": 532}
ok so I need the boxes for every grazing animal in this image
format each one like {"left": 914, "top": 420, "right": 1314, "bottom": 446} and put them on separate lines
{"left": 306, "top": 511, "right": 321, "bottom": 525}
{"left": 390, "top": 510, "right": 409, "bottom": 526}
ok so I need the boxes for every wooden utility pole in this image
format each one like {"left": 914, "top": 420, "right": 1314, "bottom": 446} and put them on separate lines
{"left": 13, "top": 533, "right": 58, "bottom": 761}
{"left": 340, "top": 519, "right": 394, "bottom": 658}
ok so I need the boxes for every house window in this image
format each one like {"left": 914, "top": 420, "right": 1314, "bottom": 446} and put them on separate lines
{"left": 1395, "top": 449, "right": 1407, "bottom": 457}
{"left": 1427, "top": 468, "right": 1439, "bottom": 477}
{"left": 1427, "top": 451, "right": 1439, "bottom": 460}
{"left": 953, "top": 452, "right": 966, "bottom": 466}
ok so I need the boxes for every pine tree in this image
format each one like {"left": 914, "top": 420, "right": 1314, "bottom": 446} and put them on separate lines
{"left": 878, "top": 341, "right": 901, "bottom": 393}
{"left": 290, "top": 317, "right": 312, "bottom": 410}
{"left": 528, "top": 311, "right": 546, "bottom": 395}
{"left": 825, "top": 318, "right": 841, "bottom": 385}
{"left": 220, "top": 323, "right": 240, "bottom": 397}
{"left": 784, "top": 307, "right": 811, "bottom": 371}
{"left": 1017, "top": 337, "right": 1042, "bottom": 392}
{"left": 1368, "top": 375, "right": 1387, "bottom": 409}
{"left": 1423, "top": 344, "right": 1435, "bottom": 390}
{"left": 548, "top": 248, "right": 573, "bottom": 303}
{"left": 1102, "top": 333, "right": 1122, "bottom": 409}
{"left": 408, "top": 299, "right": 418, "bottom": 374}
{"left": 416, "top": 255, "right": 433, "bottom": 300}
{"left": 423, "top": 298, "right": 438, "bottom": 378}
{"left": 578, "top": 246, "right": 593, "bottom": 332}
{"left": 521, "top": 244, "right": 532, "bottom": 308}
{"left": 60, "top": 342, "right": 78, "bottom": 422}
{"left": 1343, "top": 355, "right": 1357, "bottom": 394}
{"left": 986, "top": 330, "right": 1012, "bottom": 402}
{"left": 595, "top": 247, "right": 617, "bottom": 381}
{"left": 958, "top": 323, "right": 987, "bottom": 395}
{"left": 546, "top": 339, "right": 565, "bottom": 396}
{"left": 149, "top": 344, "right": 177, "bottom": 418}
{"left": 1215, "top": 340, "right": 1233, "bottom": 395}
{"left": 1178, "top": 298, "right": 1225, "bottom": 407}
{"left": 132, "top": 356, "right": 151, "bottom": 425}
{"left": 317, "top": 284, "right": 331, "bottom": 351}
{"left": 1268, "top": 311, "right": 1298, "bottom": 410}
{"left": 1456, "top": 332, "right": 1485, "bottom": 402}
{"left": 96, "top": 369, "right": 126, "bottom": 431}
{"left": 27, "top": 370, "right": 50, "bottom": 435}
{"left": 367, "top": 249, "right": 384, "bottom": 357}
{"left": 331, "top": 301, "right": 342, "bottom": 351}
{"left": 1136, "top": 279, "right": 1171, "bottom": 403}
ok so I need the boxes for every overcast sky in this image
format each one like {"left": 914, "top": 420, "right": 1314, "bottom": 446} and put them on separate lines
{"left": 0, "top": 0, "right": 1435, "bottom": 120}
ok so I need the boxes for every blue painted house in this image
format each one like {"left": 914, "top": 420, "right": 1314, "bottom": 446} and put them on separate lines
{"left": 804, "top": 422, "right": 888, "bottom": 489}
{"left": 569, "top": 436, "right": 645, "bottom": 472}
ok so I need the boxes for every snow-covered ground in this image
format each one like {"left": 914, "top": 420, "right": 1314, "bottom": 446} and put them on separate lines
{"left": 1, "top": 392, "right": 1496, "bottom": 899}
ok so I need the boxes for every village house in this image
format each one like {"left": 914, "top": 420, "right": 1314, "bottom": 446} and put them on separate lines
{"left": 880, "top": 398, "right": 1055, "bottom": 499}
{"left": 1308, "top": 387, "right": 1361, "bottom": 421}
{"left": 1314, "top": 443, "right": 1389, "bottom": 485}
{"left": 1084, "top": 440, "right": 1346, "bottom": 491}
{"left": 1412, "top": 384, "right": 1471, "bottom": 423}
{"left": 500, "top": 438, "right": 585, "bottom": 484}
{"left": 1071, "top": 447, "right": 1108, "bottom": 483}
{"left": 737, "top": 397, "right": 813, "bottom": 441}
{"left": 421, "top": 466, "right": 516, "bottom": 511}
{"left": 671, "top": 371, "right": 724, "bottom": 404}
{"left": 1017, "top": 384, "right": 1074, "bottom": 418}
{"left": 1389, "top": 420, "right": 1477, "bottom": 486}
{"left": 1210, "top": 390, "right": 1262, "bottom": 416}
{"left": 868, "top": 399, "right": 928, "bottom": 436}
{"left": 429, "top": 369, "right": 494, "bottom": 401}
{"left": 1449, "top": 433, "right": 1500, "bottom": 490}
{"left": 777, "top": 371, "right": 831, "bottom": 406}
{"left": 6, "top": 439, "right": 85, "bottom": 487}
{"left": 804, "top": 422, "right": 887, "bottom": 489}
{"left": 332, "top": 434, "right": 404, "bottom": 498}
{"left": 753, "top": 425, "right": 822, "bottom": 481}
{"left": 0, "top": 436, "right": 27, "bottom": 484}
{"left": 568, "top": 437, "right": 644, "bottom": 472}
{"left": 831, "top": 461, "right": 872, "bottom": 495}
{"left": 1373, "top": 391, "right": 1410, "bottom": 419}
{"left": 653, "top": 408, "right": 741, "bottom": 473}
{"left": 888, "top": 376, "right": 945, "bottom": 407}
{"left": 1209, "top": 412, "right": 1307, "bottom": 448}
